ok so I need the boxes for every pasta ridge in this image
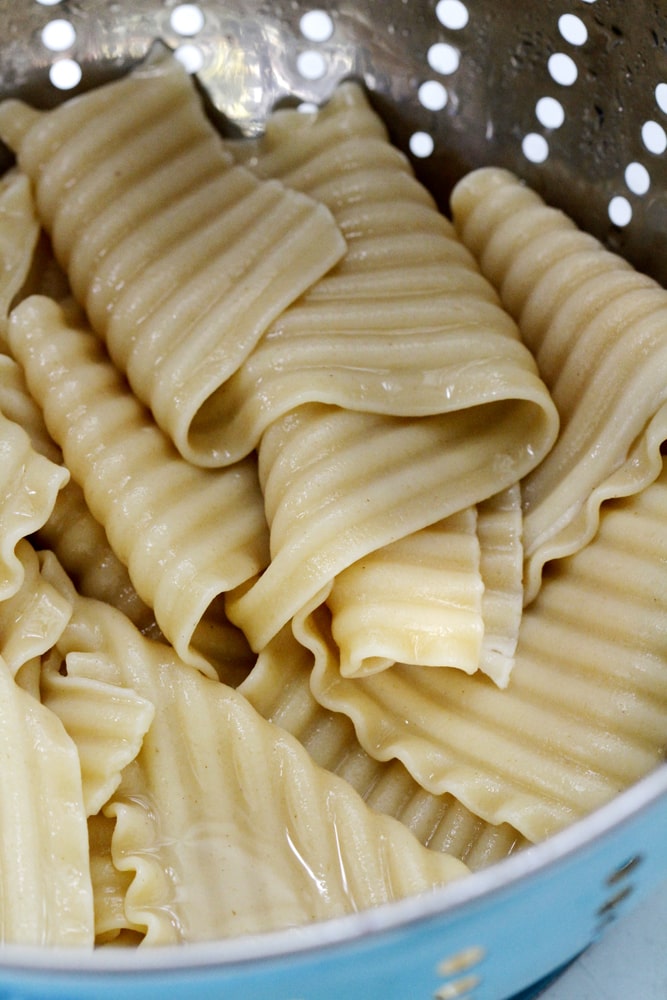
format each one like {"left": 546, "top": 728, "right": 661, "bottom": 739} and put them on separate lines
{"left": 451, "top": 166, "right": 667, "bottom": 601}
{"left": 0, "top": 53, "right": 346, "bottom": 467}
{"left": 8, "top": 295, "right": 269, "bottom": 676}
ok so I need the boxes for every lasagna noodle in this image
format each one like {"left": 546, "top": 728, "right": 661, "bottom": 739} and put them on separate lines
{"left": 213, "top": 82, "right": 558, "bottom": 466}
{"left": 239, "top": 626, "right": 528, "bottom": 868}
{"left": 0, "top": 351, "right": 163, "bottom": 640}
{"left": 0, "top": 53, "right": 346, "bottom": 466}
{"left": 0, "top": 402, "right": 69, "bottom": 601}
{"left": 88, "top": 812, "right": 141, "bottom": 945}
{"left": 0, "top": 539, "right": 71, "bottom": 682}
{"left": 0, "top": 652, "right": 93, "bottom": 945}
{"left": 294, "top": 457, "right": 667, "bottom": 842}
{"left": 40, "top": 561, "right": 469, "bottom": 944}
{"left": 0, "top": 169, "right": 40, "bottom": 349}
{"left": 40, "top": 560, "right": 156, "bottom": 817}
{"left": 451, "top": 166, "right": 667, "bottom": 602}
{"left": 324, "top": 484, "right": 522, "bottom": 684}
{"left": 8, "top": 295, "right": 269, "bottom": 677}
{"left": 326, "top": 507, "right": 484, "bottom": 678}
{"left": 227, "top": 397, "right": 535, "bottom": 652}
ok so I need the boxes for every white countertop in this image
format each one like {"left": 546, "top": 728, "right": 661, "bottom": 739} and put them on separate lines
{"left": 539, "top": 881, "right": 667, "bottom": 999}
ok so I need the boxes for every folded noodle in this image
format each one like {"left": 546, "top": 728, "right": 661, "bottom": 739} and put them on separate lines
{"left": 0, "top": 539, "right": 71, "bottom": 681}
{"left": 239, "top": 626, "right": 529, "bottom": 868}
{"left": 224, "top": 85, "right": 557, "bottom": 654}
{"left": 327, "top": 507, "right": 484, "bottom": 678}
{"left": 0, "top": 398, "right": 69, "bottom": 601}
{"left": 88, "top": 812, "right": 141, "bottom": 945}
{"left": 202, "top": 83, "right": 558, "bottom": 465}
{"left": 0, "top": 52, "right": 346, "bottom": 466}
{"left": 40, "top": 564, "right": 155, "bottom": 819}
{"left": 0, "top": 169, "right": 40, "bottom": 349}
{"left": 8, "top": 295, "right": 269, "bottom": 677}
{"left": 227, "top": 398, "right": 535, "bottom": 653}
{"left": 451, "top": 166, "right": 667, "bottom": 602}
{"left": 293, "top": 456, "right": 667, "bottom": 841}
{"left": 0, "top": 653, "right": 93, "bottom": 945}
{"left": 40, "top": 561, "right": 470, "bottom": 944}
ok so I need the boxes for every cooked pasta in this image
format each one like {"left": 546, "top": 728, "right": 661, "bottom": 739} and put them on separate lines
{"left": 40, "top": 556, "right": 469, "bottom": 943}
{"left": 294, "top": 458, "right": 667, "bottom": 841}
{"left": 0, "top": 404, "right": 68, "bottom": 602}
{"left": 0, "top": 52, "right": 346, "bottom": 467}
{"left": 240, "top": 624, "right": 529, "bottom": 868}
{"left": 0, "top": 56, "right": 665, "bottom": 952}
{"left": 0, "top": 651, "right": 93, "bottom": 946}
{"left": 0, "top": 169, "right": 40, "bottom": 350}
{"left": 451, "top": 166, "right": 667, "bottom": 602}
{"left": 8, "top": 294, "right": 269, "bottom": 677}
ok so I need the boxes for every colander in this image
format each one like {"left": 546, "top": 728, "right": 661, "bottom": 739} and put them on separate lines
{"left": 1, "top": 1, "right": 666, "bottom": 998}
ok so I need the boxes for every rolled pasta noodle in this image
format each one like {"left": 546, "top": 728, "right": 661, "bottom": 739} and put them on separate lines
{"left": 0, "top": 52, "right": 346, "bottom": 466}
{"left": 451, "top": 166, "right": 667, "bottom": 602}
{"left": 8, "top": 295, "right": 269, "bottom": 677}
{"left": 293, "top": 455, "right": 667, "bottom": 841}
{"left": 40, "top": 557, "right": 470, "bottom": 944}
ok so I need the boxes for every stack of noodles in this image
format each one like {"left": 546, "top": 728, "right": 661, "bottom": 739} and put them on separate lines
{"left": 0, "top": 52, "right": 666, "bottom": 947}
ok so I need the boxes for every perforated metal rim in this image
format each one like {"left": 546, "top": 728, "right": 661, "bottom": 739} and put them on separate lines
{"left": 1, "top": 0, "right": 666, "bottom": 283}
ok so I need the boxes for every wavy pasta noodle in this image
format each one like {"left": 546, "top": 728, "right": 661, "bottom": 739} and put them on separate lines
{"left": 0, "top": 402, "right": 69, "bottom": 602}
{"left": 451, "top": 166, "right": 667, "bottom": 602}
{"left": 0, "top": 652, "right": 93, "bottom": 945}
{"left": 294, "top": 458, "right": 667, "bottom": 841}
{"left": 40, "top": 558, "right": 469, "bottom": 944}
{"left": 8, "top": 295, "right": 269, "bottom": 677}
{"left": 0, "top": 52, "right": 346, "bottom": 467}
{"left": 0, "top": 539, "right": 71, "bottom": 684}
{"left": 240, "top": 625, "right": 529, "bottom": 868}
{"left": 0, "top": 169, "right": 40, "bottom": 349}
{"left": 0, "top": 59, "right": 666, "bottom": 952}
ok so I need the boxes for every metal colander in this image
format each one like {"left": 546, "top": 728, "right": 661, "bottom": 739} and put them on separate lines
{"left": 2, "top": 0, "right": 667, "bottom": 283}
{"left": 0, "top": 2, "right": 666, "bottom": 999}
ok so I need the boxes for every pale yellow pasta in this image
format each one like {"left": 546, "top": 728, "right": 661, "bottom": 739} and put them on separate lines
{"left": 451, "top": 166, "right": 667, "bottom": 602}
{"left": 8, "top": 295, "right": 269, "bottom": 677}
{"left": 228, "top": 397, "right": 552, "bottom": 653}
{"left": 0, "top": 652, "right": 93, "bottom": 945}
{"left": 476, "top": 483, "right": 523, "bottom": 688}
{"left": 192, "top": 82, "right": 559, "bottom": 467}
{"left": 0, "top": 404, "right": 69, "bottom": 601}
{"left": 0, "top": 539, "right": 71, "bottom": 680}
{"left": 0, "top": 53, "right": 346, "bottom": 466}
{"left": 327, "top": 507, "right": 483, "bottom": 678}
{"left": 40, "top": 558, "right": 469, "bottom": 944}
{"left": 240, "top": 625, "right": 529, "bottom": 868}
{"left": 88, "top": 812, "right": 141, "bottom": 946}
{"left": 41, "top": 622, "right": 155, "bottom": 818}
{"left": 0, "top": 169, "right": 40, "bottom": 348}
{"left": 291, "top": 456, "right": 667, "bottom": 841}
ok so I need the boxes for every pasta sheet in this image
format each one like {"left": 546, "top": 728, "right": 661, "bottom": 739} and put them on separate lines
{"left": 451, "top": 166, "right": 667, "bottom": 602}
{"left": 40, "top": 559, "right": 470, "bottom": 944}
{"left": 8, "top": 295, "right": 269, "bottom": 678}
{"left": 292, "top": 458, "right": 667, "bottom": 841}
{"left": 0, "top": 52, "right": 346, "bottom": 466}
